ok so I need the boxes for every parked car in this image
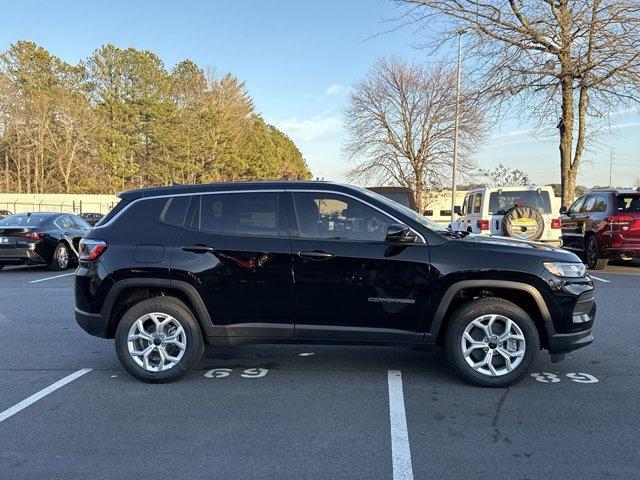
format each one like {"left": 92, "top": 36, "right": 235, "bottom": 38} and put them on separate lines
{"left": 75, "top": 181, "right": 595, "bottom": 387}
{"left": 79, "top": 212, "right": 104, "bottom": 227}
{"left": 0, "top": 212, "right": 91, "bottom": 271}
{"left": 560, "top": 189, "right": 640, "bottom": 270}
{"left": 367, "top": 186, "right": 416, "bottom": 211}
{"left": 451, "top": 186, "right": 562, "bottom": 247}
{"left": 0, "top": 210, "right": 12, "bottom": 219}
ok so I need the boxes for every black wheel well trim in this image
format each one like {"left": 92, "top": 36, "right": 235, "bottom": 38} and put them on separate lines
{"left": 429, "top": 280, "right": 554, "bottom": 342}
{"left": 101, "top": 278, "right": 213, "bottom": 336}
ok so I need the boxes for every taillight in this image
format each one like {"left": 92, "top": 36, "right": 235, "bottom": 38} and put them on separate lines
{"left": 608, "top": 214, "right": 634, "bottom": 225}
{"left": 551, "top": 218, "right": 561, "bottom": 229}
{"left": 79, "top": 239, "right": 107, "bottom": 261}
{"left": 24, "top": 232, "right": 41, "bottom": 240}
{"left": 477, "top": 219, "right": 490, "bottom": 231}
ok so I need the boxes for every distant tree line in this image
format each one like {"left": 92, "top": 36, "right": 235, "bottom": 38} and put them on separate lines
{"left": 0, "top": 41, "right": 311, "bottom": 194}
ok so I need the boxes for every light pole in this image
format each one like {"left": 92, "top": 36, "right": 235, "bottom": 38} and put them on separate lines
{"left": 451, "top": 29, "right": 466, "bottom": 223}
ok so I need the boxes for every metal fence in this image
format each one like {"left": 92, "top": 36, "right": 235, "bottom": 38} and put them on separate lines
{"left": 0, "top": 200, "right": 117, "bottom": 215}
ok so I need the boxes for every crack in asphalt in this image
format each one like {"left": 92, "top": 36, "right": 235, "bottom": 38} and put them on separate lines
{"left": 491, "top": 387, "right": 510, "bottom": 444}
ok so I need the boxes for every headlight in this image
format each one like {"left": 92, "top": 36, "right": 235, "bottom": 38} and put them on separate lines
{"left": 543, "top": 262, "right": 586, "bottom": 278}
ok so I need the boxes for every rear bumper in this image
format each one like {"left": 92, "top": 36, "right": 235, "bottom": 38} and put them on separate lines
{"left": 0, "top": 248, "right": 45, "bottom": 265}
{"left": 75, "top": 308, "right": 109, "bottom": 338}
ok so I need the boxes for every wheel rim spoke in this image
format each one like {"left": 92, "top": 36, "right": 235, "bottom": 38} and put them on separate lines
{"left": 461, "top": 313, "right": 526, "bottom": 378}
{"left": 127, "top": 312, "right": 187, "bottom": 373}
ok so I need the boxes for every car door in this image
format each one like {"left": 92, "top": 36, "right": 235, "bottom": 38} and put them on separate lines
{"left": 171, "top": 191, "right": 294, "bottom": 339}
{"left": 560, "top": 196, "right": 586, "bottom": 250}
{"left": 575, "top": 195, "right": 598, "bottom": 251}
{"left": 288, "top": 190, "right": 431, "bottom": 341}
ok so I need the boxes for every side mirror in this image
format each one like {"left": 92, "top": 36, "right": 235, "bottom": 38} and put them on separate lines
{"left": 453, "top": 205, "right": 462, "bottom": 215}
{"left": 386, "top": 223, "right": 417, "bottom": 244}
{"left": 559, "top": 206, "right": 567, "bottom": 215}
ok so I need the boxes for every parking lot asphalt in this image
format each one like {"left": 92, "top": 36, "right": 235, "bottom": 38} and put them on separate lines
{"left": 0, "top": 263, "right": 639, "bottom": 480}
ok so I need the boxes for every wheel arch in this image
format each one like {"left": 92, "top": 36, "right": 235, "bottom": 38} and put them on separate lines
{"left": 430, "top": 280, "right": 552, "bottom": 349}
{"left": 102, "top": 278, "right": 213, "bottom": 339}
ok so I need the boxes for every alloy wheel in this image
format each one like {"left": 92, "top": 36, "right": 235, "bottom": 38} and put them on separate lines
{"left": 461, "top": 314, "right": 526, "bottom": 377}
{"left": 57, "top": 245, "right": 69, "bottom": 269}
{"left": 127, "top": 312, "right": 187, "bottom": 372}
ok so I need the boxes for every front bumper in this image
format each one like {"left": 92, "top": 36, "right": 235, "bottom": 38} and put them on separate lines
{"left": 546, "top": 290, "right": 596, "bottom": 354}
{"left": 75, "top": 308, "right": 109, "bottom": 338}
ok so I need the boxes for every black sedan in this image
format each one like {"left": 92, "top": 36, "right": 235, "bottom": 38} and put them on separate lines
{"left": 0, "top": 212, "right": 91, "bottom": 271}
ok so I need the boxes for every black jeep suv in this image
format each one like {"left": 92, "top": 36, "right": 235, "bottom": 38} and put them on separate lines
{"left": 75, "top": 182, "right": 596, "bottom": 387}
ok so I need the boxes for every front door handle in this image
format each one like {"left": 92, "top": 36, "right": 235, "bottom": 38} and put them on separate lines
{"left": 298, "top": 250, "right": 334, "bottom": 260}
{"left": 182, "top": 245, "right": 216, "bottom": 254}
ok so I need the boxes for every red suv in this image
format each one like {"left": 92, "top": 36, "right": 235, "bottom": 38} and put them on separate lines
{"left": 560, "top": 189, "right": 640, "bottom": 269}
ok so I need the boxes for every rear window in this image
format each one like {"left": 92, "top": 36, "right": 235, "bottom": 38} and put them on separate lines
{"left": 160, "top": 196, "right": 191, "bottom": 227}
{"left": 96, "top": 199, "right": 130, "bottom": 227}
{"left": 0, "top": 214, "right": 49, "bottom": 226}
{"left": 617, "top": 194, "right": 640, "bottom": 212}
{"left": 488, "top": 190, "right": 552, "bottom": 214}
{"left": 189, "top": 193, "right": 280, "bottom": 237}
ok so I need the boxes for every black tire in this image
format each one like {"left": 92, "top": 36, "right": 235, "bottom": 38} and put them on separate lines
{"left": 585, "top": 235, "right": 608, "bottom": 270}
{"left": 445, "top": 297, "right": 540, "bottom": 387}
{"left": 48, "top": 242, "right": 70, "bottom": 271}
{"left": 501, "top": 206, "right": 545, "bottom": 241}
{"left": 115, "top": 297, "right": 204, "bottom": 383}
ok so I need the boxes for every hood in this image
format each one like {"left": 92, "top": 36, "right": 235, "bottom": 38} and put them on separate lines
{"left": 453, "top": 234, "right": 581, "bottom": 262}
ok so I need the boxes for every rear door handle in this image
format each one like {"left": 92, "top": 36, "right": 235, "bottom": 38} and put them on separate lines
{"left": 182, "top": 245, "right": 216, "bottom": 254}
{"left": 298, "top": 250, "right": 334, "bottom": 260}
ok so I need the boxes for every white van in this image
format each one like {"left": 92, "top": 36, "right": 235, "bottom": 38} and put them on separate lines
{"left": 451, "top": 186, "right": 562, "bottom": 246}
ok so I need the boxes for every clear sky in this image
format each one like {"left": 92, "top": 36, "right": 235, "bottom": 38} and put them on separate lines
{"left": 1, "top": 0, "right": 638, "bottom": 187}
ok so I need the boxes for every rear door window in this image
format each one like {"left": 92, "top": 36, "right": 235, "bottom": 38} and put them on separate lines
{"left": 190, "top": 193, "right": 281, "bottom": 237}
{"left": 592, "top": 195, "right": 608, "bottom": 213}
{"left": 617, "top": 194, "right": 640, "bottom": 212}
{"left": 580, "top": 196, "right": 596, "bottom": 213}
{"left": 160, "top": 196, "right": 191, "bottom": 227}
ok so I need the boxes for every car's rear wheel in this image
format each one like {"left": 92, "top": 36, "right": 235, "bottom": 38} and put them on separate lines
{"left": 445, "top": 297, "right": 539, "bottom": 387}
{"left": 585, "top": 235, "right": 608, "bottom": 270}
{"left": 48, "top": 242, "right": 70, "bottom": 271}
{"left": 115, "top": 297, "right": 204, "bottom": 383}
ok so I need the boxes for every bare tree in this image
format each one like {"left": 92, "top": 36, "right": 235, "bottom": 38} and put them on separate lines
{"left": 478, "top": 163, "right": 533, "bottom": 187}
{"left": 396, "top": 0, "right": 640, "bottom": 207}
{"left": 344, "top": 57, "right": 486, "bottom": 211}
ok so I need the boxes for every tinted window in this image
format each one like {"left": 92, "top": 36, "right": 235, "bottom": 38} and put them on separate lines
{"left": 56, "top": 216, "right": 75, "bottom": 229}
{"left": 568, "top": 197, "right": 585, "bottom": 214}
{"left": 160, "top": 196, "right": 190, "bottom": 227}
{"left": 580, "top": 196, "right": 596, "bottom": 213}
{"left": 617, "top": 194, "right": 640, "bottom": 212}
{"left": 292, "top": 192, "right": 393, "bottom": 242}
{"left": 488, "top": 190, "right": 552, "bottom": 214}
{"left": 440, "top": 210, "right": 452, "bottom": 216}
{"left": 473, "top": 194, "right": 482, "bottom": 214}
{"left": 0, "top": 214, "right": 48, "bottom": 226}
{"left": 96, "top": 199, "right": 130, "bottom": 227}
{"left": 461, "top": 196, "right": 468, "bottom": 215}
{"left": 72, "top": 216, "right": 92, "bottom": 229}
{"left": 191, "top": 193, "right": 280, "bottom": 237}
{"left": 591, "top": 195, "right": 608, "bottom": 213}
{"left": 424, "top": 209, "right": 433, "bottom": 216}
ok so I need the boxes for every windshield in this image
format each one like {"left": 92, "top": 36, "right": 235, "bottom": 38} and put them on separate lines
{"left": 359, "top": 187, "right": 449, "bottom": 233}
{"left": 489, "top": 190, "right": 552, "bottom": 214}
{"left": 0, "top": 214, "right": 49, "bottom": 226}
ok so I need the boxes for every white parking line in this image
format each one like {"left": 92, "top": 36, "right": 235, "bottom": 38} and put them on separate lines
{"left": 590, "top": 275, "right": 611, "bottom": 283}
{"left": 28, "top": 272, "right": 75, "bottom": 284}
{"left": 388, "top": 370, "right": 413, "bottom": 480}
{"left": 0, "top": 369, "right": 92, "bottom": 423}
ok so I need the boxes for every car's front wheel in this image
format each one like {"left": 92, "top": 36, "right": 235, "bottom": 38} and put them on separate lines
{"left": 115, "top": 297, "right": 204, "bottom": 383}
{"left": 445, "top": 297, "right": 539, "bottom": 387}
